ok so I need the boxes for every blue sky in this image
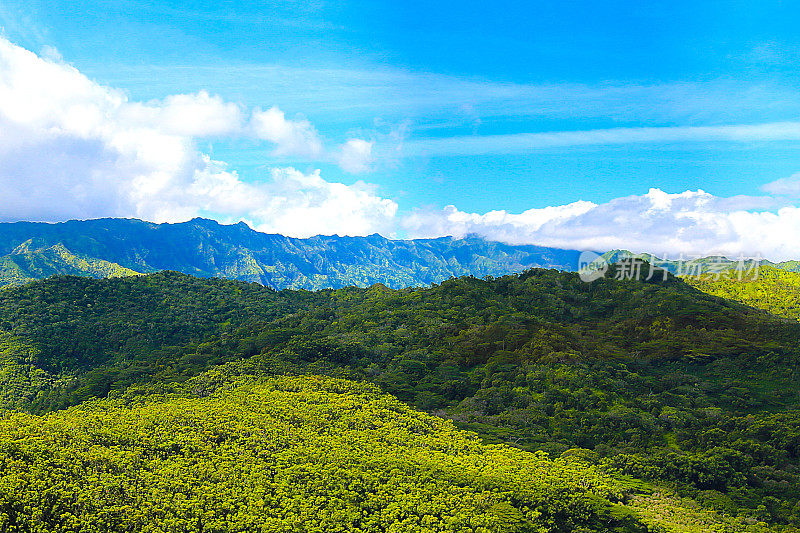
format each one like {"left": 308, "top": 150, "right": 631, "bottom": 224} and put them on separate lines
{"left": 3, "top": 0, "right": 800, "bottom": 257}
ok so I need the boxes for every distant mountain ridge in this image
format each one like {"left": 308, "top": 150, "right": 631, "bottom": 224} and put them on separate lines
{"left": 0, "top": 218, "right": 584, "bottom": 289}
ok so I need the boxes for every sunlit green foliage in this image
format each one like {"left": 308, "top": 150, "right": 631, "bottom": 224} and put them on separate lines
{"left": 0, "top": 375, "right": 647, "bottom": 532}
{"left": 627, "top": 489, "right": 777, "bottom": 532}
{"left": 0, "top": 242, "right": 138, "bottom": 288}
{"left": 685, "top": 266, "right": 800, "bottom": 322}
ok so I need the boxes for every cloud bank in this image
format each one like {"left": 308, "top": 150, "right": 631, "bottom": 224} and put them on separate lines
{"left": 3, "top": 38, "right": 800, "bottom": 259}
{"left": 404, "top": 188, "right": 800, "bottom": 261}
{"left": 0, "top": 37, "right": 390, "bottom": 236}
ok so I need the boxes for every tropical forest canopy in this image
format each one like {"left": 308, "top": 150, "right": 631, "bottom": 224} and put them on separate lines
{"left": 0, "top": 266, "right": 798, "bottom": 531}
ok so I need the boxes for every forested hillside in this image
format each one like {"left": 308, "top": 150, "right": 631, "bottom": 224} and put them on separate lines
{"left": 0, "top": 242, "right": 138, "bottom": 286}
{"left": 0, "top": 218, "right": 581, "bottom": 289}
{"left": 0, "top": 373, "right": 653, "bottom": 532}
{"left": 685, "top": 266, "right": 800, "bottom": 321}
{"left": 0, "top": 269, "right": 798, "bottom": 529}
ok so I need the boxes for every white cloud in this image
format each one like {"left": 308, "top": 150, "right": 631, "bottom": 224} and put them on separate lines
{"left": 248, "top": 108, "right": 376, "bottom": 171}
{"left": 402, "top": 188, "right": 800, "bottom": 261}
{"left": 402, "top": 201, "right": 597, "bottom": 243}
{"left": 247, "top": 168, "right": 397, "bottom": 237}
{"left": 762, "top": 172, "right": 800, "bottom": 197}
{"left": 121, "top": 91, "right": 245, "bottom": 137}
{"left": 0, "top": 37, "right": 396, "bottom": 234}
{"left": 189, "top": 163, "right": 398, "bottom": 237}
{"left": 249, "top": 106, "right": 324, "bottom": 158}
{"left": 39, "top": 45, "right": 63, "bottom": 63}
{"left": 337, "top": 138, "right": 374, "bottom": 173}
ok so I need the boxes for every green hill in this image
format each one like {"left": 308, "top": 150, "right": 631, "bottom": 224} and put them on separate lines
{"left": 684, "top": 266, "right": 800, "bottom": 321}
{"left": 0, "top": 241, "right": 138, "bottom": 287}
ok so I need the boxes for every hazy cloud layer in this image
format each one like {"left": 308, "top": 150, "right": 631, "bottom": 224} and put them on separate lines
{"left": 122, "top": 91, "right": 245, "bottom": 137}
{"left": 762, "top": 173, "right": 800, "bottom": 197}
{"left": 405, "top": 123, "right": 800, "bottom": 156}
{"left": 337, "top": 139, "right": 374, "bottom": 174}
{"left": 87, "top": 63, "right": 800, "bottom": 133}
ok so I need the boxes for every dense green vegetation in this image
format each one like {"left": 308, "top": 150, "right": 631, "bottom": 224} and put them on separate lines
{"left": 684, "top": 266, "right": 800, "bottom": 321}
{"left": 0, "top": 241, "right": 138, "bottom": 288}
{"left": 0, "top": 268, "right": 798, "bottom": 529}
{"left": 0, "top": 218, "right": 581, "bottom": 289}
{"left": 0, "top": 373, "right": 655, "bottom": 532}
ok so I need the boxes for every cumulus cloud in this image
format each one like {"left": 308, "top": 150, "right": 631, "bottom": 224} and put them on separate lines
{"left": 0, "top": 37, "right": 396, "bottom": 234}
{"left": 337, "top": 138, "right": 374, "bottom": 173}
{"left": 402, "top": 188, "right": 800, "bottom": 261}
{"left": 248, "top": 168, "right": 397, "bottom": 237}
{"left": 249, "top": 106, "right": 324, "bottom": 158}
{"left": 189, "top": 164, "right": 398, "bottom": 237}
{"left": 248, "top": 108, "right": 376, "bottom": 170}
{"left": 122, "top": 91, "right": 245, "bottom": 137}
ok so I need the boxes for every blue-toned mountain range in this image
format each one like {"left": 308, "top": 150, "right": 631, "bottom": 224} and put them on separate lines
{"left": 0, "top": 218, "right": 584, "bottom": 289}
